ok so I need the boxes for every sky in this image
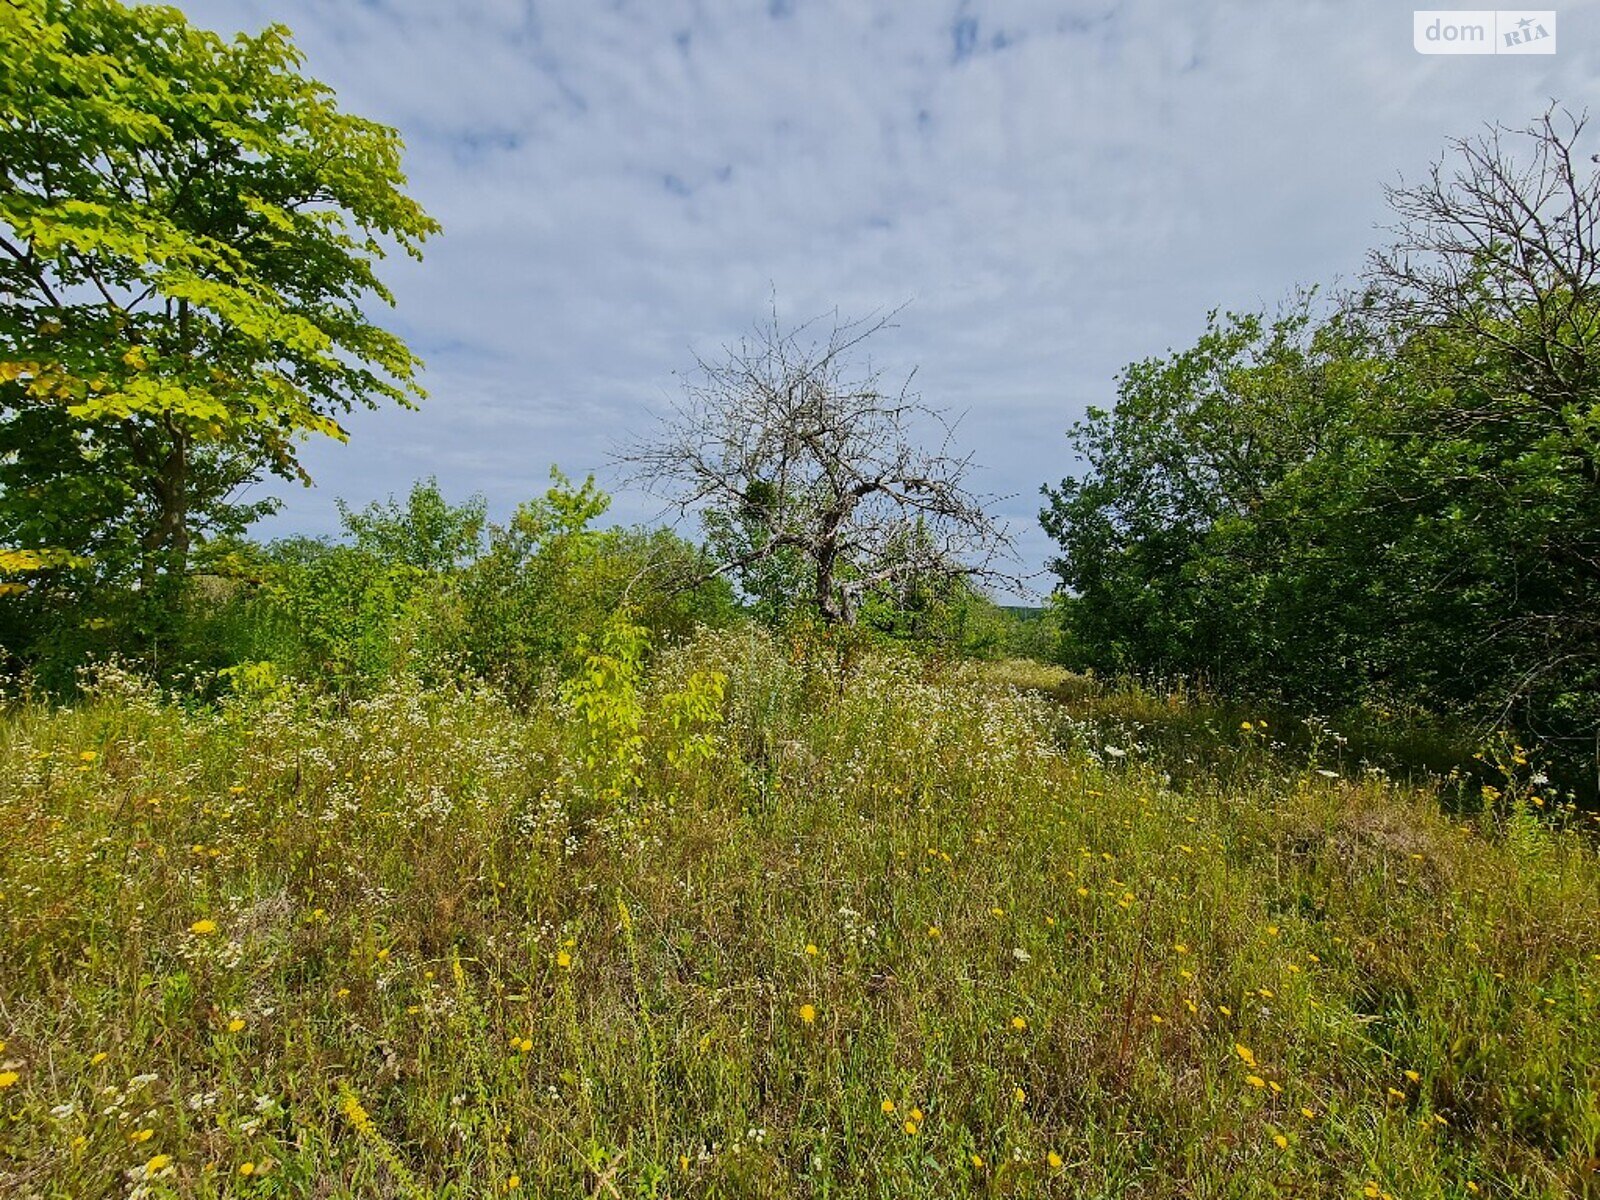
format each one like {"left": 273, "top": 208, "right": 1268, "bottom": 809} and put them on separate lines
{"left": 183, "top": 0, "right": 1598, "bottom": 598}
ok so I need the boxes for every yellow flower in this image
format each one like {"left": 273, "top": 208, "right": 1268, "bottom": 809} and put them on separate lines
{"left": 189, "top": 919, "right": 217, "bottom": 936}
{"left": 903, "top": 1119, "right": 919, "bottom": 1135}
{"left": 804, "top": 943, "right": 819, "bottom": 957}
{"left": 146, "top": 1154, "right": 171, "bottom": 1173}
{"left": 507, "top": 1174, "right": 521, "bottom": 1191}
{"left": 556, "top": 951, "right": 571, "bottom": 968}
{"left": 798, "top": 1004, "right": 817, "bottom": 1025}
{"left": 1173, "top": 942, "right": 1188, "bottom": 954}
{"left": 227, "top": 1018, "right": 246, "bottom": 1033}
{"left": 1246, "top": 1075, "right": 1266, "bottom": 1089}
{"left": 1300, "top": 1106, "right": 1316, "bottom": 1118}
{"left": 1219, "top": 1006, "right": 1232, "bottom": 1017}
{"left": 1010, "top": 1015, "right": 1027, "bottom": 1031}
{"left": 1272, "top": 1134, "right": 1288, "bottom": 1150}
{"left": 1013, "top": 1086, "right": 1027, "bottom": 1103}
{"left": 1235, "top": 1044, "right": 1257, "bottom": 1068}
{"left": 130, "top": 1128, "right": 154, "bottom": 1143}
{"left": 0, "top": 1070, "right": 18, "bottom": 1089}
{"left": 971, "top": 1154, "right": 985, "bottom": 1169}
{"left": 991, "top": 907, "right": 1005, "bottom": 918}
{"left": 1048, "top": 1151, "right": 1063, "bottom": 1169}
{"left": 1387, "top": 1087, "right": 1406, "bottom": 1100}
{"left": 239, "top": 1162, "right": 256, "bottom": 1176}
{"left": 376, "top": 948, "right": 391, "bottom": 963}
{"left": 1150, "top": 1014, "right": 1163, "bottom": 1025}
{"left": 90, "top": 1052, "right": 108, "bottom": 1066}
{"left": 927, "top": 926, "right": 941, "bottom": 938}
{"left": 80, "top": 750, "right": 97, "bottom": 762}
{"left": 881, "top": 1099, "right": 895, "bottom": 1115}
{"left": 1404, "top": 1070, "right": 1420, "bottom": 1083}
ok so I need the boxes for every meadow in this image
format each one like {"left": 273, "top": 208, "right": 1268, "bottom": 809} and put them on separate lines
{"left": 2, "top": 629, "right": 1597, "bottom": 1198}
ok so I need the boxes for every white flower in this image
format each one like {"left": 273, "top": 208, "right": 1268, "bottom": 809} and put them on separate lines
{"left": 1012, "top": 946, "right": 1032, "bottom": 963}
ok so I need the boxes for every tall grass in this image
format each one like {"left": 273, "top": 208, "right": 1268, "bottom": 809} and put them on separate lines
{"left": 1, "top": 634, "right": 1596, "bottom": 1197}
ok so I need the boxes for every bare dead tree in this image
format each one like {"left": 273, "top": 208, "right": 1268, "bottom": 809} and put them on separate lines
{"left": 625, "top": 306, "right": 1013, "bottom": 625}
{"left": 1367, "top": 105, "right": 1600, "bottom": 408}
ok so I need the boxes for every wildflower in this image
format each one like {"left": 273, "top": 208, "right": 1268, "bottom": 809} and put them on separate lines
{"left": 1174, "top": 942, "right": 1189, "bottom": 954}
{"left": 1012, "top": 947, "right": 1031, "bottom": 963}
{"left": 971, "top": 1154, "right": 985, "bottom": 1169}
{"left": 1272, "top": 1134, "right": 1288, "bottom": 1150}
{"left": 1013, "top": 1087, "right": 1027, "bottom": 1104}
{"left": 1386, "top": 1087, "right": 1406, "bottom": 1100}
{"left": 1300, "top": 1106, "right": 1316, "bottom": 1119}
{"left": 928, "top": 926, "right": 942, "bottom": 938}
{"left": 80, "top": 750, "right": 97, "bottom": 762}
{"left": 376, "top": 948, "right": 390, "bottom": 963}
{"left": 1150, "top": 1014, "right": 1163, "bottom": 1024}
{"left": 1246, "top": 1075, "right": 1266, "bottom": 1089}
{"left": 189, "top": 919, "right": 218, "bottom": 936}
{"left": 130, "top": 1128, "right": 154, "bottom": 1143}
{"left": 798, "top": 1004, "right": 817, "bottom": 1024}
{"left": 556, "top": 951, "right": 571, "bottom": 968}
{"left": 1404, "top": 1070, "right": 1420, "bottom": 1083}
{"left": 227, "top": 1018, "right": 246, "bottom": 1033}
{"left": 1219, "top": 1006, "right": 1232, "bottom": 1017}
{"left": 240, "top": 1162, "right": 255, "bottom": 1176}
{"left": 146, "top": 1154, "right": 172, "bottom": 1173}
{"left": 881, "top": 1099, "right": 895, "bottom": 1115}
{"left": 991, "top": 907, "right": 1006, "bottom": 919}
{"left": 1010, "top": 1016, "right": 1027, "bottom": 1031}
{"left": 1048, "top": 1151, "right": 1063, "bottom": 1168}
{"left": 507, "top": 1175, "right": 521, "bottom": 1191}
{"left": 1235, "top": 1044, "right": 1257, "bottom": 1068}
{"left": 910, "top": 1107, "right": 923, "bottom": 1122}
{"left": 805, "top": 944, "right": 819, "bottom": 957}
{"left": 903, "top": 1119, "right": 919, "bottom": 1135}
{"left": 0, "top": 1070, "right": 17, "bottom": 1089}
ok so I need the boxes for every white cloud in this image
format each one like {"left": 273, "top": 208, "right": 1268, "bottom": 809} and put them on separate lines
{"left": 184, "top": 0, "right": 1600, "bottom": 594}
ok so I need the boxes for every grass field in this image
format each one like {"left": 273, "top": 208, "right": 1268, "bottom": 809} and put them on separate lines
{"left": 2, "top": 630, "right": 1598, "bottom": 1198}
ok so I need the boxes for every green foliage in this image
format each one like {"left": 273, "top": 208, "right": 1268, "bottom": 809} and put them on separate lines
{"left": 2, "top": 635, "right": 1597, "bottom": 1195}
{"left": 0, "top": 0, "right": 437, "bottom": 620}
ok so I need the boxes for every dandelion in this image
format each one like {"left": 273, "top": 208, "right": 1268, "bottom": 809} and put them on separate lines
{"left": 0, "top": 1070, "right": 18, "bottom": 1089}
{"left": 971, "top": 1154, "right": 985, "bottom": 1169}
{"left": 1386, "top": 1087, "right": 1406, "bottom": 1101}
{"left": 507, "top": 1174, "right": 521, "bottom": 1191}
{"left": 227, "top": 1018, "right": 246, "bottom": 1033}
{"left": 1010, "top": 1015, "right": 1027, "bottom": 1031}
{"left": 376, "top": 948, "right": 391, "bottom": 963}
{"left": 805, "top": 944, "right": 819, "bottom": 957}
{"left": 881, "top": 1099, "right": 895, "bottom": 1115}
{"left": 240, "top": 1162, "right": 255, "bottom": 1176}
{"left": 80, "top": 750, "right": 97, "bottom": 762}
{"left": 1300, "top": 1106, "right": 1316, "bottom": 1118}
{"left": 556, "top": 951, "right": 571, "bottom": 968}
{"left": 1404, "top": 1070, "right": 1420, "bottom": 1083}
{"left": 189, "top": 919, "right": 217, "bottom": 936}
{"left": 928, "top": 926, "right": 942, "bottom": 938}
{"left": 146, "top": 1154, "right": 172, "bottom": 1173}
{"left": 1272, "top": 1134, "right": 1288, "bottom": 1150}
{"left": 798, "top": 1004, "right": 817, "bottom": 1025}
{"left": 1014, "top": 1086, "right": 1027, "bottom": 1103}
{"left": 1174, "top": 942, "right": 1188, "bottom": 954}
{"left": 990, "top": 907, "right": 1005, "bottom": 918}
{"left": 910, "top": 1107, "right": 923, "bottom": 1122}
{"left": 130, "top": 1128, "right": 154, "bottom": 1143}
{"left": 903, "top": 1119, "right": 919, "bottom": 1135}
{"left": 1246, "top": 1075, "right": 1266, "bottom": 1089}
{"left": 1235, "top": 1044, "right": 1257, "bottom": 1068}
{"left": 1048, "top": 1151, "right": 1063, "bottom": 1168}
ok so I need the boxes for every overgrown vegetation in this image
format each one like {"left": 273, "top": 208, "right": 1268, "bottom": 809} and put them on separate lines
{"left": 2, "top": 639, "right": 1597, "bottom": 1197}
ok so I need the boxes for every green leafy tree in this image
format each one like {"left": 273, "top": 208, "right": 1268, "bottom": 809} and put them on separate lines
{"left": 0, "top": 0, "right": 438, "bottom": 624}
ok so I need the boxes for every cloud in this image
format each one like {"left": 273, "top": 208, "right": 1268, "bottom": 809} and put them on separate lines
{"left": 184, "top": 0, "right": 1600, "bottom": 595}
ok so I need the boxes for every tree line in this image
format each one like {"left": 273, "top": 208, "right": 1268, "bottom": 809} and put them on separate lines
{"left": 3, "top": 1, "right": 1598, "bottom": 790}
